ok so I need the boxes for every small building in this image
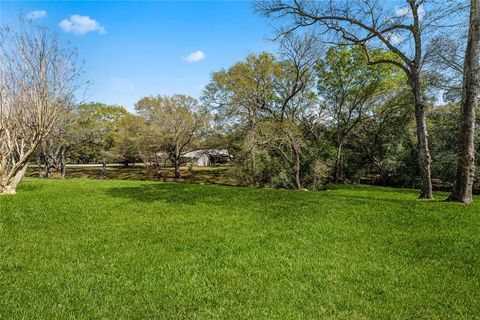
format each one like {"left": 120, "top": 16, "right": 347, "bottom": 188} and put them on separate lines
{"left": 181, "top": 149, "right": 232, "bottom": 167}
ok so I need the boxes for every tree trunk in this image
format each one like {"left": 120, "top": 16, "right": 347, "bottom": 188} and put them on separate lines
{"left": 101, "top": 160, "right": 107, "bottom": 177}
{"left": 292, "top": 145, "right": 302, "bottom": 189}
{"left": 334, "top": 141, "right": 343, "bottom": 183}
{"left": 0, "top": 165, "right": 28, "bottom": 195}
{"left": 414, "top": 104, "right": 433, "bottom": 199}
{"left": 448, "top": 0, "right": 479, "bottom": 204}
{"left": 45, "top": 163, "right": 52, "bottom": 178}
{"left": 60, "top": 147, "right": 66, "bottom": 179}
{"left": 251, "top": 147, "right": 256, "bottom": 186}
{"left": 37, "top": 154, "right": 42, "bottom": 177}
{"left": 174, "top": 157, "right": 180, "bottom": 178}
{"left": 248, "top": 110, "right": 258, "bottom": 187}
{"left": 411, "top": 73, "right": 433, "bottom": 200}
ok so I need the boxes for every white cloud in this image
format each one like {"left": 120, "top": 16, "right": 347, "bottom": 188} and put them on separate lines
{"left": 183, "top": 50, "right": 206, "bottom": 63}
{"left": 27, "top": 10, "right": 47, "bottom": 20}
{"left": 394, "top": 5, "right": 425, "bottom": 19}
{"left": 59, "top": 15, "right": 106, "bottom": 35}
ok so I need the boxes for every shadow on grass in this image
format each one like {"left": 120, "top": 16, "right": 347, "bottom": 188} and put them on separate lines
{"left": 326, "top": 183, "right": 421, "bottom": 195}
{"left": 28, "top": 166, "right": 236, "bottom": 186}
{"left": 17, "top": 183, "right": 43, "bottom": 193}
{"left": 327, "top": 183, "right": 452, "bottom": 198}
{"left": 105, "top": 183, "right": 237, "bottom": 207}
{"left": 328, "top": 194, "right": 442, "bottom": 208}
{"left": 104, "top": 181, "right": 458, "bottom": 214}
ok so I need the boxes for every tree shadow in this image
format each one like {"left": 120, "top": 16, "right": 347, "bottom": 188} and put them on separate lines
{"left": 328, "top": 194, "right": 437, "bottom": 207}
{"left": 325, "top": 188, "right": 454, "bottom": 208}
{"left": 105, "top": 182, "right": 465, "bottom": 217}
{"left": 17, "top": 183, "right": 43, "bottom": 193}
{"left": 105, "top": 182, "right": 240, "bottom": 207}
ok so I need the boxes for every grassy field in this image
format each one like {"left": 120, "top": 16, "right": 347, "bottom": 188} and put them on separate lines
{"left": 1, "top": 179, "right": 479, "bottom": 319}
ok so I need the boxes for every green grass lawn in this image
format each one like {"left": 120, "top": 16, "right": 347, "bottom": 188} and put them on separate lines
{"left": 1, "top": 179, "right": 479, "bottom": 319}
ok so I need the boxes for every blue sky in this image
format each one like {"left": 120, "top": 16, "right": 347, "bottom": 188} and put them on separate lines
{"left": 0, "top": 1, "right": 275, "bottom": 111}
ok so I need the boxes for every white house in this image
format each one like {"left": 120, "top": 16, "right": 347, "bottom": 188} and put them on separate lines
{"left": 181, "top": 149, "right": 232, "bottom": 167}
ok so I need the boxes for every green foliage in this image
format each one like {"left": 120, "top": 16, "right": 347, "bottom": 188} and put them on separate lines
{"left": 203, "top": 51, "right": 317, "bottom": 188}
{"left": 1, "top": 179, "right": 479, "bottom": 319}
{"left": 72, "top": 102, "right": 128, "bottom": 163}
{"left": 345, "top": 87, "right": 417, "bottom": 185}
{"left": 110, "top": 114, "right": 146, "bottom": 166}
{"left": 317, "top": 46, "right": 402, "bottom": 107}
{"left": 315, "top": 46, "right": 416, "bottom": 184}
{"left": 203, "top": 52, "right": 283, "bottom": 124}
{"left": 34, "top": 48, "right": 477, "bottom": 191}
{"left": 135, "top": 95, "right": 209, "bottom": 156}
{"left": 134, "top": 95, "right": 210, "bottom": 177}
{"left": 77, "top": 103, "right": 128, "bottom": 136}
{"left": 428, "top": 104, "right": 462, "bottom": 185}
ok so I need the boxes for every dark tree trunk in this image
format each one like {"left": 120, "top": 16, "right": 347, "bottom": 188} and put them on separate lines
{"left": 248, "top": 109, "right": 258, "bottom": 187}
{"left": 448, "top": 0, "right": 479, "bottom": 204}
{"left": 45, "top": 163, "right": 52, "bottom": 178}
{"left": 37, "top": 155, "right": 42, "bottom": 177}
{"left": 101, "top": 160, "right": 107, "bottom": 177}
{"left": 60, "top": 147, "right": 66, "bottom": 179}
{"left": 174, "top": 157, "right": 180, "bottom": 178}
{"left": 292, "top": 145, "right": 302, "bottom": 189}
{"left": 251, "top": 147, "right": 257, "bottom": 186}
{"left": 60, "top": 162, "right": 66, "bottom": 179}
{"left": 334, "top": 140, "right": 343, "bottom": 183}
{"left": 411, "top": 73, "right": 433, "bottom": 199}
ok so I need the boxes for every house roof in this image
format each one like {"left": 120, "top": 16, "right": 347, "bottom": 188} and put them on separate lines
{"left": 181, "top": 149, "right": 230, "bottom": 158}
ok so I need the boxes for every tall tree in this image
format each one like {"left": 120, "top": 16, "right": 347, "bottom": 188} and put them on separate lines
{"left": 76, "top": 103, "right": 127, "bottom": 175}
{"left": 253, "top": 119, "right": 307, "bottom": 188}
{"left": 258, "top": 0, "right": 467, "bottom": 198}
{"left": 39, "top": 108, "right": 78, "bottom": 178}
{"left": 0, "top": 20, "right": 81, "bottom": 194}
{"left": 351, "top": 88, "right": 415, "bottom": 185}
{"left": 203, "top": 35, "right": 319, "bottom": 188}
{"left": 110, "top": 114, "right": 146, "bottom": 167}
{"left": 203, "top": 53, "right": 282, "bottom": 184}
{"left": 317, "top": 46, "right": 401, "bottom": 182}
{"left": 135, "top": 95, "right": 208, "bottom": 178}
{"left": 448, "top": 0, "right": 479, "bottom": 204}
